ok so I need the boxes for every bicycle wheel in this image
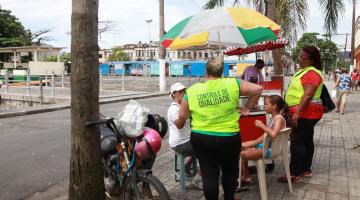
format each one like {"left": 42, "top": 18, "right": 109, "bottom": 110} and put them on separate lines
{"left": 121, "top": 173, "right": 170, "bottom": 200}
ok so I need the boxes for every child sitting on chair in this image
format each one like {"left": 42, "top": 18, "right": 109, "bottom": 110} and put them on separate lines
{"left": 240, "top": 95, "right": 290, "bottom": 184}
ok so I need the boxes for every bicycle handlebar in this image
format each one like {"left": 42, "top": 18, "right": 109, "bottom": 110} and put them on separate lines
{"left": 85, "top": 118, "right": 114, "bottom": 127}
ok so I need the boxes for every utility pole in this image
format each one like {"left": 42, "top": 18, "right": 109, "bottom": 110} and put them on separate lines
{"left": 69, "top": 0, "right": 104, "bottom": 199}
{"left": 146, "top": 19, "right": 152, "bottom": 44}
{"left": 330, "top": 33, "right": 349, "bottom": 65}
{"left": 351, "top": 0, "right": 356, "bottom": 65}
{"left": 345, "top": 33, "right": 348, "bottom": 62}
{"left": 159, "top": 0, "right": 166, "bottom": 92}
{"left": 146, "top": 19, "right": 152, "bottom": 60}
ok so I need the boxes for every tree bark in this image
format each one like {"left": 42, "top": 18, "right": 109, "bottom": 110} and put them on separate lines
{"left": 69, "top": 0, "right": 104, "bottom": 199}
{"left": 266, "top": 0, "right": 283, "bottom": 75}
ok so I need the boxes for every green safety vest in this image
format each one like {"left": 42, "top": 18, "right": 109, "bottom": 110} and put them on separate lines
{"left": 186, "top": 78, "right": 240, "bottom": 135}
{"left": 285, "top": 66, "right": 323, "bottom": 107}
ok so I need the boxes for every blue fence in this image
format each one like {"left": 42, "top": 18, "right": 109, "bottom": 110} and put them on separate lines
{"left": 103, "top": 60, "right": 255, "bottom": 77}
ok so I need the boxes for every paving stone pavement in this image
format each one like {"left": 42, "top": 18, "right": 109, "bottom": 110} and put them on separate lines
{"left": 26, "top": 81, "right": 360, "bottom": 200}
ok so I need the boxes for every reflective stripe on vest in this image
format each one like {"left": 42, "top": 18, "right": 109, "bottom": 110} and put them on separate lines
{"left": 186, "top": 78, "right": 240, "bottom": 133}
{"left": 285, "top": 66, "right": 323, "bottom": 107}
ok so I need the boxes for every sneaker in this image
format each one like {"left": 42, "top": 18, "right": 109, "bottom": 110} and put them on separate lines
{"left": 277, "top": 175, "right": 303, "bottom": 183}
{"left": 303, "top": 170, "right": 313, "bottom": 177}
{"left": 192, "top": 174, "right": 203, "bottom": 190}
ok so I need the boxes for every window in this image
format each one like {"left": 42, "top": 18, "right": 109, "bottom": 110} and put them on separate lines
{"left": 99, "top": 54, "right": 103, "bottom": 58}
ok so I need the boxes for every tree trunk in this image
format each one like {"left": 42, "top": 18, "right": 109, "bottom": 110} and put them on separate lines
{"left": 266, "top": 0, "right": 283, "bottom": 75}
{"left": 69, "top": 0, "right": 104, "bottom": 199}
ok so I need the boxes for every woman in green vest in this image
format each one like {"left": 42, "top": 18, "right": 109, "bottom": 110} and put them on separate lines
{"left": 175, "top": 57, "right": 262, "bottom": 200}
{"left": 279, "top": 45, "right": 324, "bottom": 183}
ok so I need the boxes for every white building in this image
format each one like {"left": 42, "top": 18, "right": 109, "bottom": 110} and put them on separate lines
{"left": 108, "top": 41, "right": 234, "bottom": 62}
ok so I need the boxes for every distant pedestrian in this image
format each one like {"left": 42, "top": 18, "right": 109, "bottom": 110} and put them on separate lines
{"left": 350, "top": 69, "right": 359, "bottom": 91}
{"left": 334, "top": 68, "right": 352, "bottom": 114}
{"left": 335, "top": 66, "right": 342, "bottom": 82}
{"left": 241, "top": 59, "right": 265, "bottom": 83}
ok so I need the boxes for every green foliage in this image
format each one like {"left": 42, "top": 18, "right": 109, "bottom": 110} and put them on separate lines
{"left": 107, "top": 47, "right": 130, "bottom": 61}
{"left": 291, "top": 32, "right": 338, "bottom": 72}
{"left": 45, "top": 55, "right": 58, "bottom": 62}
{"left": 0, "top": 8, "right": 31, "bottom": 47}
{"left": 60, "top": 53, "right": 71, "bottom": 64}
{"left": 44, "top": 53, "right": 71, "bottom": 63}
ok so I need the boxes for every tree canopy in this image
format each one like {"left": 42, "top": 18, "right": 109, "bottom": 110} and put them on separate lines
{"left": 107, "top": 47, "right": 130, "bottom": 61}
{"left": 291, "top": 32, "right": 338, "bottom": 72}
{"left": 0, "top": 7, "right": 31, "bottom": 47}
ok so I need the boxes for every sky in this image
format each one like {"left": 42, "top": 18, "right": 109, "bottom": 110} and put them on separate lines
{"left": 0, "top": 0, "right": 358, "bottom": 52}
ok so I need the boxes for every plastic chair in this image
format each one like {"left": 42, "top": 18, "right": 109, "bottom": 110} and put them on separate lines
{"left": 174, "top": 152, "right": 198, "bottom": 192}
{"left": 239, "top": 128, "right": 293, "bottom": 200}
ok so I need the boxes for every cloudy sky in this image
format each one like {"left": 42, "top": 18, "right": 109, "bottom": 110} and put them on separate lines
{"left": 0, "top": 0, "right": 357, "bottom": 51}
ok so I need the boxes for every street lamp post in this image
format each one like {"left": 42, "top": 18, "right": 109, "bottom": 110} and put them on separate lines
{"left": 145, "top": 19, "right": 152, "bottom": 43}
{"left": 146, "top": 19, "right": 152, "bottom": 60}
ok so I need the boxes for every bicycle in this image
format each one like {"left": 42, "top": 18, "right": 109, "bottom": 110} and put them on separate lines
{"left": 86, "top": 117, "right": 170, "bottom": 200}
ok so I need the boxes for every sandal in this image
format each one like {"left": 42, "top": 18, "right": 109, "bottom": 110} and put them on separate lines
{"left": 277, "top": 175, "right": 303, "bottom": 183}
{"left": 235, "top": 185, "right": 250, "bottom": 193}
{"left": 303, "top": 170, "right": 313, "bottom": 177}
{"left": 240, "top": 178, "right": 254, "bottom": 185}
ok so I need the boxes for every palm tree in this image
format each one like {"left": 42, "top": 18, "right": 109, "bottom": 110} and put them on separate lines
{"left": 204, "top": 0, "right": 345, "bottom": 75}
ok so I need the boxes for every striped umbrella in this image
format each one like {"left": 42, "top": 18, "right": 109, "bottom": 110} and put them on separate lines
{"left": 160, "top": 7, "right": 280, "bottom": 50}
{"left": 224, "top": 37, "right": 289, "bottom": 55}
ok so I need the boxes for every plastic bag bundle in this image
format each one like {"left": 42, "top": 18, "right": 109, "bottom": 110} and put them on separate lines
{"left": 115, "top": 100, "right": 150, "bottom": 138}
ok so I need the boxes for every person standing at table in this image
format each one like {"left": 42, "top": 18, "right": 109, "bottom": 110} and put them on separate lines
{"left": 241, "top": 59, "right": 265, "bottom": 83}
{"left": 167, "top": 82, "right": 202, "bottom": 189}
{"left": 279, "top": 45, "right": 324, "bottom": 183}
{"left": 175, "top": 56, "right": 262, "bottom": 200}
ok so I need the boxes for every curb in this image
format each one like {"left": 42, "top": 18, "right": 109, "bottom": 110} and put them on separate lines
{"left": 0, "top": 92, "right": 167, "bottom": 119}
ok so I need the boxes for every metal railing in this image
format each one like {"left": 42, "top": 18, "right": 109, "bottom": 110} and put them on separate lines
{"left": 0, "top": 69, "right": 205, "bottom": 99}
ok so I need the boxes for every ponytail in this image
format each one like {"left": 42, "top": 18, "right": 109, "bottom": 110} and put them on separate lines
{"left": 282, "top": 103, "right": 292, "bottom": 128}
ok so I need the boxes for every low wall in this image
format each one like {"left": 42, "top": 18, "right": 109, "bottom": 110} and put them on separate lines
{"left": 29, "top": 61, "right": 64, "bottom": 75}
{"left": 3, "top": 62, "right": 29, "bottom": 69}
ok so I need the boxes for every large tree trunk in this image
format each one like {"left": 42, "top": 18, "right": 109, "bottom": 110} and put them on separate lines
{"left": 266, "top": 0, "right": 283, "bottom": 75}
{"left": 69, "top": 0, "right": 104, "bottom": 199}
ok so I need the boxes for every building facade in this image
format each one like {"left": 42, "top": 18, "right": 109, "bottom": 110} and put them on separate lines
{"left": 354, "top": 16, "right": 360, "bottom": 70}
{"left": 100, "top": 41, "right": 226, "bottom": 63}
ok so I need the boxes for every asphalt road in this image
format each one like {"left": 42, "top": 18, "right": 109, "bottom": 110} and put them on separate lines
{"left": 0, "top": 96, "right": 171, "bottom": 200}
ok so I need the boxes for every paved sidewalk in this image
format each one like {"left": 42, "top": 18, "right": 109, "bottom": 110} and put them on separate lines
{"left": 25, "top": 83, "right": 360, "bottom": 200}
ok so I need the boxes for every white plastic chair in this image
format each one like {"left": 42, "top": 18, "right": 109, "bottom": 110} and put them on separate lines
{"left": 239, "top": 127, "right": 293, "bottom": 200}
